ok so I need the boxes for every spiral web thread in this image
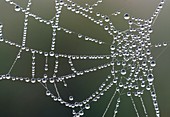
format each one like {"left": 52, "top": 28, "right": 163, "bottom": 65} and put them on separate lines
{"left": 0, "top": 0, "right": 169, "bottom": 117}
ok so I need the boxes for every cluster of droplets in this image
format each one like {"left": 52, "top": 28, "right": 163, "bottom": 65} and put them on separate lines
{"left": 0, "top": 0, "right": 168, "bottom": 117}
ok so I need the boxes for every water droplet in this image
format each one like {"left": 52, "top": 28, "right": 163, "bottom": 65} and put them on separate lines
{"left": 46, "top": 90, "right": 51, "bottom": 96}
{"left": 15, "top": 5, "right": 21, "bottom": 12}
{"left": 31, "top": 78, "right": 36, "bottom": 83}
{"left": 79, "top": 110, "right": 84, "bottom": 116}
{"left": 150, "top": 60, "right": 156, "bottom": 67}
{"left": 53, "top": 96, "right": 58, "bottom": 101}
{"left": 78, "top": 34, "right": 82, "bottom": 38}
{"left": 0, "top": 37, "right": 4, "bottom": 42}
{"left": 104, "top": 25, "right": 109, "bottom": 30}
{"left": 128, "top": 20, "right": 133, "bottom": 25}
{"left": 124, "top": 13, "right": 130, "bottom": 20}
{"left": 85, "top": 104, "right": 90, "bottom": 109}
{"left": 69, "top": 96, "right": 74, "bottom": 101}
{"left": 104, "top": 16, "right": 110, "bottom": 22}
{"left": 49, "top": 51, "right": 55, "bottom": 56}
{"left": 110, "top": 45, "right": 115, "bottom": 50}
{"left": 121, "top": 69, "right": 126, "bottom": 75}
{"left": 163, "top": 42, "right": 168, "bottom": 46}
{"left": 147, "top": 74, "right": 154, "bottom": 82}
{"left": 0, "top": 23, "right": 3, "bottom": 29}
{"left": 5, "top": 74, "right": 10, "bottom": 79}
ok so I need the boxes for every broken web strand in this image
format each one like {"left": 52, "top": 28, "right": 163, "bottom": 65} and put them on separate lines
{"left": 151, "top": 0, "right": 166, "bottom": 26}
{"left": 0, "top": 0, "right": 169, "bottom": 117}
{"left": 102, "top": 90, "right": 117, "bottom": 117}
{"left": 140, "top": 95, "right": 148, "bottom": 117}
{"left": 130, "top": 95, "right": 140, "bottom": 117}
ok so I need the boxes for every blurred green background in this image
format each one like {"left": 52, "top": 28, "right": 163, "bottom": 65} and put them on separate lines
{"left": 0, "top": 0, "right": 170, "bottom": 117}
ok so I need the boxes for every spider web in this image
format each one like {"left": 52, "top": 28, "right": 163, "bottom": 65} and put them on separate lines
{"left": 0, "top": 0, "right": 169, "bottom": 117}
